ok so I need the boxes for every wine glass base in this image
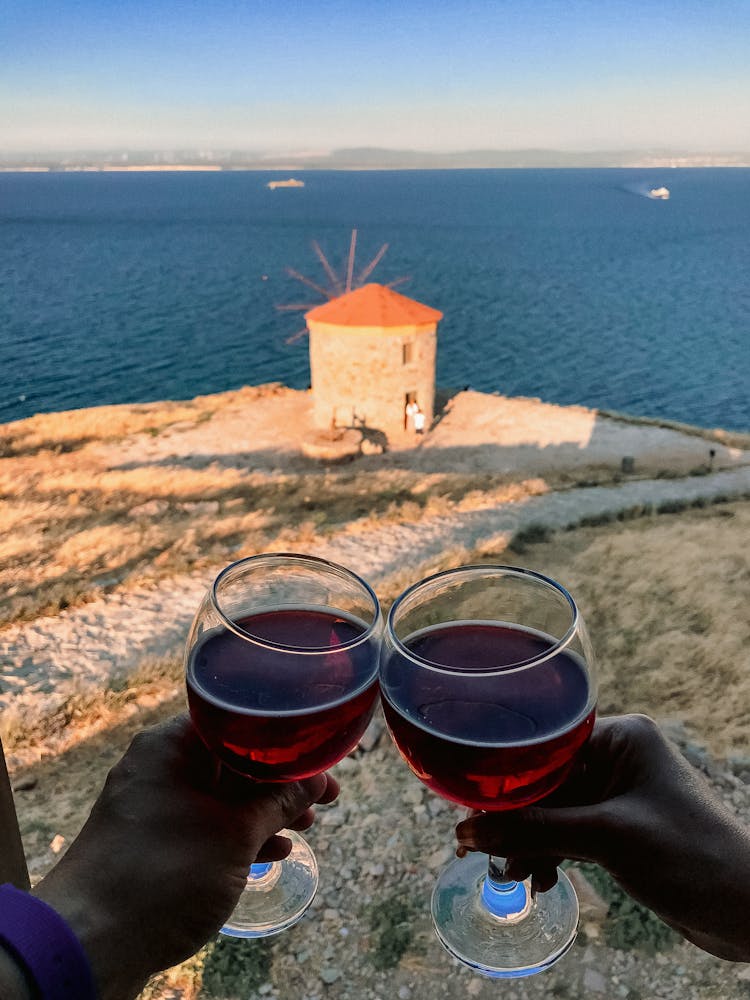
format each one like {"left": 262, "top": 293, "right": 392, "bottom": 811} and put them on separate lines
{"left": 431, "top": 853, "right": 579, "bottom": 978}
{"left": 221, "top": 831, "right": 319, "bottom": 939}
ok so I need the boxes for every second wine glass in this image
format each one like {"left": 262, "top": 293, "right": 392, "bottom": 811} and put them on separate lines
{"left": 185, "top": 552, "right": 381, "bottom": 938}
{"left": 380, "top": 565, "right": 597, "bottom": 977}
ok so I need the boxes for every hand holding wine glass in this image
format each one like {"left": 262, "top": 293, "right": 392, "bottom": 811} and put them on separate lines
{"left": 457, "top": 713, "right": 750, "bottom": 963}
{"left": 29, "top": 715, "right": 339, "bottom": 1000}
{"left": 380, "top": 565, "right": 597, "bottom": 977}
{"left": 185, "top": 553, "right": 381, "bottom": 938}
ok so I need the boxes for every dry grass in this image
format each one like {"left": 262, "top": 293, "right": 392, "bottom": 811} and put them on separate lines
{"left": 312, "top": 498, "right": 750, "bottom": 757}
{"left": 8, "top": 384, "right": 734, "bottom": 629}
{"left": 0, "top": 397, "right": 219, "bottom": 457}
{"left": 0, "top": 654, "right": 183, "bottom": 758}
{"left": 0, "top": 442, "right": 550, "bottom": 628}
{"left": 533, "top": 502, "right": 750, "bottom": 754}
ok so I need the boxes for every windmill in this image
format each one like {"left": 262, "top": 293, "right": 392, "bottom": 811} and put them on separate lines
{"left": 277, "top": 230, "right": 410, "bottom": 343}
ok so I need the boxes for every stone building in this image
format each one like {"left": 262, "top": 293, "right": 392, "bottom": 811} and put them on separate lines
{"left": 305, "top": 283, "right": 442, "bottom": 442}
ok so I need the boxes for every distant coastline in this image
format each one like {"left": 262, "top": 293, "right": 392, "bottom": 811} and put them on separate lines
{"left": 2, "top": 146, "right": 749, "bottom": 172}
{"left": 0, "top": 164, "right": 224, "bottom": 173}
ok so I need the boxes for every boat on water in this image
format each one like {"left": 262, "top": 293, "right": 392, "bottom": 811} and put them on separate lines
{"left": 649, "top": 186, "right": 670, "bottom": 200}
{"left": 267, "top": 178, "right": 305, "bottom": 190}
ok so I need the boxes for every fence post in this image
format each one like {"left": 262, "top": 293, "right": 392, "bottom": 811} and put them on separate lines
{"left": 0, "top": 737, "right": 30, "bottom": 890}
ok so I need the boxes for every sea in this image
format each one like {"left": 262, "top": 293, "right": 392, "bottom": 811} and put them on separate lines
{"left": 1, "top": 168, "right": 748, "bottom": 431}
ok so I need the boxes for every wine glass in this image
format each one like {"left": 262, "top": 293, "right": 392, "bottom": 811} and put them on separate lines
{"left": 185, "top": 552, "right": 381, "bottom": 938}
{"left": 379, "top": 565, "right": 596, "bottom": 977}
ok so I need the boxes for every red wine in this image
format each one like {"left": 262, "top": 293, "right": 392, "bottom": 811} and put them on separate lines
{"left": 187, "top": 607, "right": 379, "bottom": 781}
{"left": 380, "top": 621, "right": 595, "bottom": 811}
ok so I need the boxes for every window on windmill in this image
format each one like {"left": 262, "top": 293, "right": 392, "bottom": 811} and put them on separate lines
{"left": 402, "top": 342, "right": 414, "bottom": 365}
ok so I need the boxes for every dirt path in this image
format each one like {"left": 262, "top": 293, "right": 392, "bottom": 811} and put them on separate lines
{"left": 3, "top": 465, "right": 749, "bottom": 729}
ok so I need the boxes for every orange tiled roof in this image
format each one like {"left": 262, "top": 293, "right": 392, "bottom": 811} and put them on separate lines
{"left": 305, "top": 283, "right": 442, "bottom": 327}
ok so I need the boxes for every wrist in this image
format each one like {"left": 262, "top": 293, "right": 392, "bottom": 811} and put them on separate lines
{"left": 32, "top": 875, "right": 147, "bottom": 1000}
{"left": 0, "top": 883, "right": 98, "bottom": 999}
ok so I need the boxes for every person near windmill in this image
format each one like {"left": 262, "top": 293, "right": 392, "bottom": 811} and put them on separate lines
{"left": 405, "top": 397, "right": 419, "bottom": 431}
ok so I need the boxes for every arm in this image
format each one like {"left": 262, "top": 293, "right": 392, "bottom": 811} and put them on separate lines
{"left": 456, "top": 714, "right": 750, "bottom": 962}
{"left": 31, "top": 714, "right": 338, "bottom": 1000}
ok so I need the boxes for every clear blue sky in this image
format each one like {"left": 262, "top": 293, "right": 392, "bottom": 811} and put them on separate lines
{"left": 2, "top": 0, "right": 749, "bottom": 152}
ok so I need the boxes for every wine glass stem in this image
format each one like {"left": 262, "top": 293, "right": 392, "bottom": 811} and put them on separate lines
{"left": 482, "top": 856, "right": 531, "bottom": 920}
{"left": 488, "top": 855, "right": 509, "bottom": 882}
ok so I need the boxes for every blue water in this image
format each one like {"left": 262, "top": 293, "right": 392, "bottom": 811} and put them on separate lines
{"left": 1, "top": 168, "right": 748, "bottom": 430}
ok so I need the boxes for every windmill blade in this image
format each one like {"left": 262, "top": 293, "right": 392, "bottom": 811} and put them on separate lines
{"left": 345, "top": 228, "right": 357, "bottom": 292}
{"left": 285, "top": 266, "right": 334, "bottom": 299}
{"left": 387, "top": 275, "right": 411, "bottom": 289}
{"left": 284, "top": 326, "right": 310, "bottom": 345}
{"left": 275, "top": 302, "right": 320, "bottom": 312}
{"left": 356, "top": 242, "right": 389, "bottom": 285}
{"left": 311, "top": 240, "right": 343, "bottom": 295}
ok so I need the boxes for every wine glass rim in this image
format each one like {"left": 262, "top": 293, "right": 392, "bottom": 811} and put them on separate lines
{"left": 209, "top": 551, "right": 382, "bottom": 654}
{"left": 386, "top": 564, "right": 580, "bottom": 676}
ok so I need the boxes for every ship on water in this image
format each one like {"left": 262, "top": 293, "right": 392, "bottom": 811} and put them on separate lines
{"left": 267, "top": 178, "right": 305, "bottom": 190}
{"left": 649, "top": 186, "right": 670, "bottom": 200}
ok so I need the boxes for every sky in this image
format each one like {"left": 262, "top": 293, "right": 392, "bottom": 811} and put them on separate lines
{"left": 2, "top": 0, "right": 750, "bottom": 154}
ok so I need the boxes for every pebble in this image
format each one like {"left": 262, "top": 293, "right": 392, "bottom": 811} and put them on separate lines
{"left": 319, "top": 967, "right": 341, "bottom": 985}
{"left": 426, "top": 846, "right": 455, "bottom": 871}
{"left": 49, "top": 834, "right": 65, "bottom": 854}
{"left": 12, "top": 777, "right": 37, "bottom": 792}
{"left": 320, "top": 806, "right": 347, "bottom": 826}
{"left": 583, "top": 968, "right": 608, "bottom": 993}
{"left": 403, "top": 786, "right": 424, "bottom": 806}
{"left": 129, "top": 499, "right": 169, "bottom": 518}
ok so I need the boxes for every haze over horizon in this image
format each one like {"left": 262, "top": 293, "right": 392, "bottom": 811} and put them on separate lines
{"left": 2, "top": 0, "right": 750, "bottom": 155}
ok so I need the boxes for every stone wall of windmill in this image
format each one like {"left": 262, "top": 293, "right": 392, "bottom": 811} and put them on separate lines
{"left": 305, "top": 283, "right": 442, "bottom": 443}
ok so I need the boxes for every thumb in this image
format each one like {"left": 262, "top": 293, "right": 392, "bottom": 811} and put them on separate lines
{"left": 456, "top": 802, "right": 612, "bottom": 865}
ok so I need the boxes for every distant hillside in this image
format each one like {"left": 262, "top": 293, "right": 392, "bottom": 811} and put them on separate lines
{"left": 267, "top": 147, "right": 750, "bottom": 169}
{"left": 2, "top": 147, "right": 749, "bottom": 171}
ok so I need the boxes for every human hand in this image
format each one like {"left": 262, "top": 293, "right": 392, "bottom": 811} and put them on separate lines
{"left": 33, "top": 714, "right": 339, "bottom": 1000}
{"left": 456, "top": 714, "right": 750, "bottom": 962}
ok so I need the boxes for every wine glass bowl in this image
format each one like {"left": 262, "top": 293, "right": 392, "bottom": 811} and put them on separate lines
{"left": 380, "top": 564, "right": 596, "bottom": 977}
{"left": 185, "top": 553, "right": 381, "bottom": 937}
